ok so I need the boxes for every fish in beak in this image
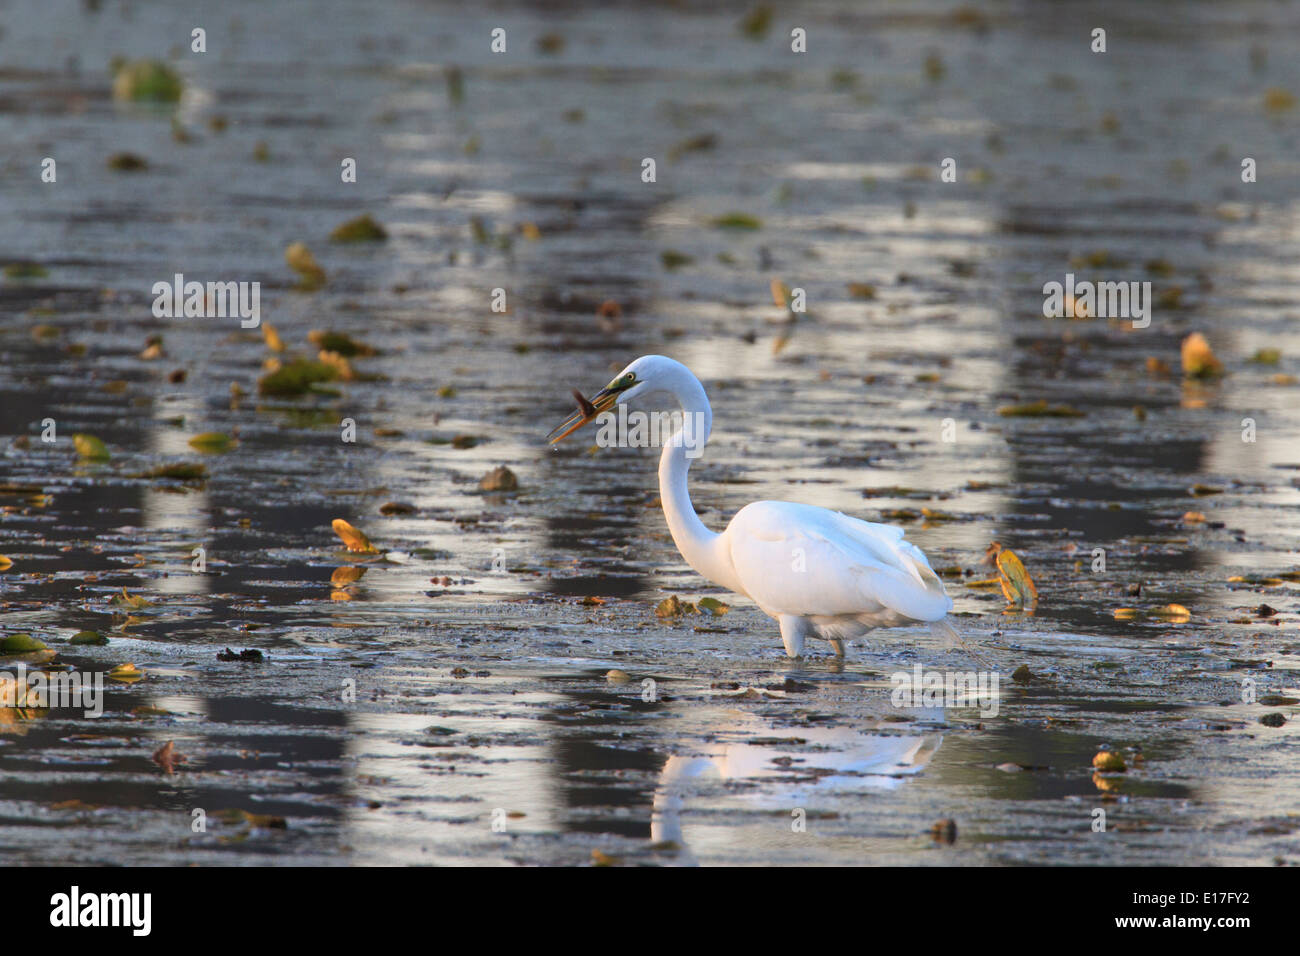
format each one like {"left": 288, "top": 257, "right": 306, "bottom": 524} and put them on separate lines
{"left": 547, "top": 381, "right": 628, "bottom": 444}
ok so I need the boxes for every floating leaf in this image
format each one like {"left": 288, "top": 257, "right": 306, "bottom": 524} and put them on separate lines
{"left": 107, "top": 662, "right": 144, "bottom": 682}
{"left": 285, "top": 242, "right": 326, "bottom": 289}
{"left": 4, "top": 262, "right": 48, "bottom": 279}
{"left": 1152, "top": 603, "right": 1191, "bottom": 623}
{"left": 1092, "top": 751, "right": 1126, "bottom": 772}
{"left": 995, "top": 549, "right": 1038, "bottom": 608}
{"left": 106, "top": 152, "right": 148, "bottom": 172}
{"left": 711, "top": 212, "right": 763, "bottom": 230}
{"left": 1264, "top": 87, "right": 1296, "bottom": 112}
{"left": 69, "top": 630, "right": 109, "bottom": 646}
{"left": 258, "top": 358, "right": 340, "bottom": 397}
{"left": 738, "top": 5, "right": 773, "bottom": 38}
{"left": 188, "top": 432, "right": 231, "bottom": 453}
{"left": 307, "top": 330, "right": 377, "bottom": 357}
{"left": 73, "top": 434, "right": 110, "bottom": 461}
{"left": 660, "top": 250, "right": 694, "bottom": 270}
{"left": 146, "top": 462, "right": 208, "bottom": 481}
{"left": 111, "top": 59, "right": 183, "bottom": 102}
{"left": 1249, "top": 348, "right": 1282, "bottom": 365}
{"left": 262, "top": 323, "right": 285, "bottom": 352}
{"left": 152, "top": 739, "right": 185, "bottom": 774}
{"left": 329, "top": 214, "right": 388, "bottom": 242}
{"left": 697, "top": 597, "right": 731, "bottom": 616}
{"left": 0, "top": 556, "right": 11, "bottom": 571}
{"left": 605, "top": 669, "right": 631, "bottom": 683}
{"left": 332, "top": 518, "right": 378, "bottom": 553}
{"left": 478, "top": 466, "right": 518, "bottom": 492}
{"left": 655, "top": 595, "right": 697, "bottom": 618}
{"left": 997, "top": 401, "right": 1084, "bottom": 418}
{"left": 1181, "top": 332, "right": 1223, "bottom": 379}
{"left": 216, "top": 808, "right": 286, "bottom": 829}
{"left": 109, "top": 588, "right": 153, "bottom": 610}
{"left": 0, "top": 634, "right": 47, "bottom": 653}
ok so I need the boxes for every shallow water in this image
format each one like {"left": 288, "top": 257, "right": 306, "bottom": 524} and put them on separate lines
{"left": 1, "top": 0, "right": 1298, "bottom": 865}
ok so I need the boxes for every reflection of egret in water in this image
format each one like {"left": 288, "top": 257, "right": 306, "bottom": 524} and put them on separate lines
{"left": 651, "top": 713, "right": 942, "bottom": 862}
{"left": 143, "top": 394, "right": 211, "bottom": 598}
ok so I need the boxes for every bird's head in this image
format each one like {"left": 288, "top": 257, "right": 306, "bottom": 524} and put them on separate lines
{"left": 546, "top": 355, "right": 676, "bottom": 444}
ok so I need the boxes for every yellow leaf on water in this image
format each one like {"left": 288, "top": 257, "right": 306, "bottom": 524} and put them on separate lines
{"left": 655, "top": 595, "right": 697, "bottom": 618}
{"left": 1264, "top": 87, "right": 1296, "bottom": 112}
{"left": 332, "top": 519, "right": 378, "bottom": 553}
{"left": 285, "top": 242, "right": 326, "bottom": 288}
{"left": 1181, "top": 332, "right": 1223, "bottom": 379}
{"left": 0, "top": 556, "right": 12, "bottom": 571}
{"left": 107, "top": 663, "right": 144, "bottom": 682}
{"left": 262, "top": 323, "right": 285, "bottom": 352}
{"left": 996, "top": 549, "right": 1038, "bottom": 608}
{"left": 317, "top": 350, "right": 356, "bottom": 381}
{"left": 1152, "top": 603, "right": 1191, "bottom": 623}
{"left": 1092, "top": 750, "right": 1126, "bottom": 772}
{"left": 109, "top": 588, "right": 152, "bottom": 610}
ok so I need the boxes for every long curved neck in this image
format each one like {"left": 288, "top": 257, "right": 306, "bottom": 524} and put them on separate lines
{"left": 656, "top": 371, "right": 742, "bottom": 593}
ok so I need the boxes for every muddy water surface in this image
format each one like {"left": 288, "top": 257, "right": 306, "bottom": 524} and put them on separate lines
{"left": 1, "top": 0, "right": 1298, "bottom": 865}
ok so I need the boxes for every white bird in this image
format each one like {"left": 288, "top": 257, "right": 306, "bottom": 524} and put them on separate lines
{"left": 548, "top": 355, "right": 956, "bottom": 659}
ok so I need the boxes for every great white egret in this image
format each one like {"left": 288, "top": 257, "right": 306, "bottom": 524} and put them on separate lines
{"left": 548, "top": 355, "right": 957, "bottom": 658}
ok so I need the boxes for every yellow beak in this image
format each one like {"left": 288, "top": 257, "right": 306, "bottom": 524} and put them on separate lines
{"left": 547, "top": 386, "right": 622, "bottom": 444}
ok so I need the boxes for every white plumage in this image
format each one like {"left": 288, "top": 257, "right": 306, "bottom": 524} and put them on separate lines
{"left": 549, "top": 355, "right": 954, "bottom": 658}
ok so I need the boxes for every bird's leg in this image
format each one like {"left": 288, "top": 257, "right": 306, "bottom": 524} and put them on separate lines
{"left": 778, "top": 615, "right": 807, "bottom": 658}
{"left": 828, "top": 638, "right": 846, "bottom": 658}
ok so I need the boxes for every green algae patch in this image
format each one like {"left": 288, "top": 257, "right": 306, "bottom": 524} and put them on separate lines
{"left": 307, "top": 331, "right": 377, "bottom": 357}
{"left": 258, "top": 359, "right": 341, "bottom": 397}
{"left": 107, "top": 152, "right": 148, "bottom": 171}
{"left": 710, "top": 212, "right": 763, "bottom": 230}
{"left": 73, "top": 434, "right": 111, "bottom": 461}
{"left": 329, "top": 214, "right": 388, "bottom": 242}
{"left": 112, "top": 60, "right": 183, "bottom": 103}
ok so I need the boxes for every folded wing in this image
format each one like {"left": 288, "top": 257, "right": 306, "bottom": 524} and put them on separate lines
{"left": 726, "top": 501, "right": 953, "bottom": 623}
